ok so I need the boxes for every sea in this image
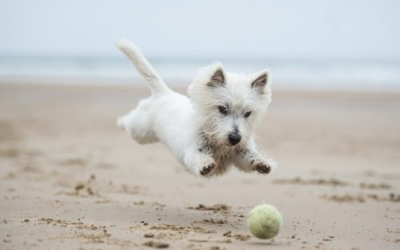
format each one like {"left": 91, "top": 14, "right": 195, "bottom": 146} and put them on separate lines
{"left": 1, "top": 56, "right": 399, "bottom": 92}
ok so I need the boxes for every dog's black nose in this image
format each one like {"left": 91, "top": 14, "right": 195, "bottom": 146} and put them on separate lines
{"left": 228, "top": 133, "right": 241, "bottom": 145}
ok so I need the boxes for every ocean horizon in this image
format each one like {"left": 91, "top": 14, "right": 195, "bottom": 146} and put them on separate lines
{"left": 1, "top": 56, "right": 400, "bottom": 92}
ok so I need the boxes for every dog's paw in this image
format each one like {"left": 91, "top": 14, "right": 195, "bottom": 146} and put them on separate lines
{"left": 254, "top": 162, "right": 271, "bottom": 174}
{"left": 200, "top": 163, "right": 215, "bottom": 176}
{"left": 251, "top": 157, "right": 277, "bottom": 174}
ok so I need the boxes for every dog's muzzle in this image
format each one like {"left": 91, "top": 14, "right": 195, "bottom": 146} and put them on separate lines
{"left": 228, "top": 133, "right": 241, "bottom": 146}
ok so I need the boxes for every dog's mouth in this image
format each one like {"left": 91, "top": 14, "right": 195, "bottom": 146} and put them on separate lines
{"left": 223, "top": 141, "right": 244, "bottom": 148}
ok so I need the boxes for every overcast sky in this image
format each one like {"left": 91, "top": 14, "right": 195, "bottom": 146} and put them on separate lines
{"left": 0, "top": 0, "right": 399, "bottom": 60}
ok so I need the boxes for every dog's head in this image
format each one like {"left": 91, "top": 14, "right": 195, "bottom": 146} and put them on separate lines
{"left": 188, "top": 62, "right": 272, "bottom": 148}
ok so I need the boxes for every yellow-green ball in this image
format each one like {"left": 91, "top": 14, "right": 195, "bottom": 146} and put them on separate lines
{"left": 247, "top": 204, "right": 283, "bottom": 239}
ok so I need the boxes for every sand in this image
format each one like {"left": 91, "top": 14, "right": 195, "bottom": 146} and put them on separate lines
{"left": 0, "top": 83, "right": 399, "bottom": 250}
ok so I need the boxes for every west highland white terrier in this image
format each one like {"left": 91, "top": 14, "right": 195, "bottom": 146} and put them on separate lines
{"left": 116, "top": 39, "right": 277, "bottom": 177}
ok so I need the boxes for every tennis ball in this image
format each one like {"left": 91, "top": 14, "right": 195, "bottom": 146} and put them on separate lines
{"left": 247, "top": 204, "right": 283, "bottom": 239}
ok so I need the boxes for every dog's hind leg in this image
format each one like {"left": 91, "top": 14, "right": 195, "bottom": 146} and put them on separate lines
{"left": 117, "top": 98, "right": 159, "bottom": 144}
{"left": 118, "top": 112, "right": 159, "bottom": 144}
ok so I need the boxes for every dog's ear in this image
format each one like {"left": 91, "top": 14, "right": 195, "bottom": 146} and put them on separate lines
{"left": 211, "top": 68, "right": 225, "bottom": 85}
{"left": 207, "top": 63, "right": 226, "bottom": 87}
{"left": 251, "top": 70, "right": 270, "bottom": 91}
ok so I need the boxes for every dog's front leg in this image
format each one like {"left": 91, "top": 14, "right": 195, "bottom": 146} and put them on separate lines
{"left": 183, "top": 146, "right": 216, "bottom": 177}
{"left": 234, "top": 138, "right": 277, "bottom": 174}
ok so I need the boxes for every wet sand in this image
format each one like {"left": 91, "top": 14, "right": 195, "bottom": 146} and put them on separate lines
{"left": 0, "top": 83, "right": 399, "bottom": 250}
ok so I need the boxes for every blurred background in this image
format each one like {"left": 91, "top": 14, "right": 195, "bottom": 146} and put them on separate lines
{"left": 1, "top": 0, "right": 399, "bottom": 91}
{"left": 1, "top": 2, "right": 400, "bottom": 249}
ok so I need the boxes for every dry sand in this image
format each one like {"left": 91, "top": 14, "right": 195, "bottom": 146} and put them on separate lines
{"left": 0, "top": 83, "right": 399, "bottom": 250}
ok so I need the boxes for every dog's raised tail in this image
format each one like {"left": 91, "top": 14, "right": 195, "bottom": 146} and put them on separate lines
{"left": 116, "top": 39, "right": 170, "bottom": 95}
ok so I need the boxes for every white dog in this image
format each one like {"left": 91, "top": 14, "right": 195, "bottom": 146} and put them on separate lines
{"left": 116, "top": 39, "right": 277, "bottom": 177}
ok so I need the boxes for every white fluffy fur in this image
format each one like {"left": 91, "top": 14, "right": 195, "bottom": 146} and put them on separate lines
{"left": 116, "top": 39, "right": 277, "bottom": 177}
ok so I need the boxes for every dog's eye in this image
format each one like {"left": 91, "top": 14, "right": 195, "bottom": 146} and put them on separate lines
{"left": 244, "top": 111, "right": 252, "bottom": 118}
{"left": 218, "top": 106, "right": 228, "bottom": 115}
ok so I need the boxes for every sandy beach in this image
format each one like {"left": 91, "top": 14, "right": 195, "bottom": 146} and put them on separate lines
{"left": 0, "top": 83, "right": 399, "bottom": 250}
